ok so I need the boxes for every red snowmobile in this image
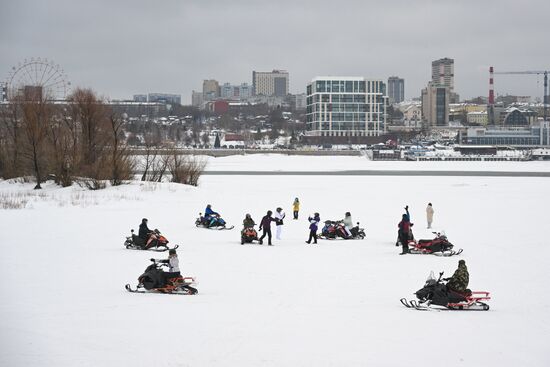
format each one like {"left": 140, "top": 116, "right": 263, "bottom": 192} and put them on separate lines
{"left": 406, "top": 232, "right": 462, "bottom": 256}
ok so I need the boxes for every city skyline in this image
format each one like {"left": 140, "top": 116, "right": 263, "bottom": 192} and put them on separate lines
{"left": 1, "top": 0, "right": 549, "bottom": 103}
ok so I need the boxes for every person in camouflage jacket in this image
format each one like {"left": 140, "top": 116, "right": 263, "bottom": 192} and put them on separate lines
{"left": 447, "top": 259, "right": 469, "bottom": 292}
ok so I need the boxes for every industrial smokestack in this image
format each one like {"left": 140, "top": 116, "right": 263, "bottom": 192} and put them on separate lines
{"left": 488, "top": 66, "right": 495, "bottom": 125}
{"left": 489, "top": 66, "right": 494, "bottom": 105}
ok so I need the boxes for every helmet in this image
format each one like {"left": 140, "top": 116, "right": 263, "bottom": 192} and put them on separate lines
{"left": 142, "top": 218, "right": 148, "bottom": 223}
{"left": 267, "top": 210, "right": 273, "bottom": 215}
{"left": 169, "top": 249, "right": 177, "bottom": 255}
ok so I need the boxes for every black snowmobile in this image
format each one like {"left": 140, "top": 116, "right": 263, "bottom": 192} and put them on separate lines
{"left": 123, "top": 229, "right": 178, "bottom": 252}
{"left": 125, "top": 260, "right": 197, "bottom": 295}
{"left": 195, "top": 213, "right": 234, "bottom": 230}
{"left": 400, "top": 271, "right": 490, "bottom": 311}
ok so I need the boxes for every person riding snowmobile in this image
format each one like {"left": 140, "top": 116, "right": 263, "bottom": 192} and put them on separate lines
{"left": 204, "top": 204, "right": 225, "bottom": 227}
{"left": 243, "top": 213, "right": 255, "bottom": 228}
{"left": 446, "top": 259, "right": 469, "bottom": 293}
{"left": 139, "top": 218, "right": 157, "bottom": 248}
{"left": 343, "top": 212, "right": 353, "bottom": 238}
{"left": 147, "top": 249, "right": 197, "bottom": 294}
{"left": 151, "top": 249, "right": 181, "bottom": 286}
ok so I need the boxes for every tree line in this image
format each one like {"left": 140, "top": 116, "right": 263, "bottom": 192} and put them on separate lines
{"left": 0, "top": 88, "right": 204, "bottom": 189}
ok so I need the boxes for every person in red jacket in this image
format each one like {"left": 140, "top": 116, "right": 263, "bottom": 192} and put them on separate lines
{"left": 258, "top": 210, "right": 275, "bottom": 246}
{"left": 398, "top": 213, "right": 413, "bottom": 255}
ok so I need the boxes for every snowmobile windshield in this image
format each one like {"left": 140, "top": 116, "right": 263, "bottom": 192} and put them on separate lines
{"left": 425, "top": 271, "right": 437, "bottom": 286}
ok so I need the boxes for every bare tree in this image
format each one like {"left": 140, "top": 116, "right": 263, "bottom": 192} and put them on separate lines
{"left": 17, "top": 93, "right": 53, "bottom": 189}
{"left": 168, "top": 150, "right": 206, "bottom": 186}
{"left": 0, "top": 102, "right": 23, "bottom": 178}
{"left": 67, "top": 88, "right": 109, "bottom": 177}
{"left": 108, "top": 113, "right": 134, "bottom": 185}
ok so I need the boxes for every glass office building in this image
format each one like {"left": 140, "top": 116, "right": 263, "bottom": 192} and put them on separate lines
{"left": 306, "top": 77, "right": 387, "bottom": 137}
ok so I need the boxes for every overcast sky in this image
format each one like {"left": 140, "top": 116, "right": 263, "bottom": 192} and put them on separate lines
{"left": 1, "top": 0, "right": 549, "bottom": 103}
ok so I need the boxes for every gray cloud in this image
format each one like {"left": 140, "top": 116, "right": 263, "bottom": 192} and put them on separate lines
{"left": 1, "top": 0, "right": 549, "bottom": 103}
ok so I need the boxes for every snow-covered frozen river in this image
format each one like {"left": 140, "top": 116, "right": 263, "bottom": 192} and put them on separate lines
{"left": 1, "top": 157, "right": 549, "bottom": 366}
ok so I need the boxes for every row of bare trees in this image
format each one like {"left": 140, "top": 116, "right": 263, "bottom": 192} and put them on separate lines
{"left": 0, "top": 87, "right": 207, "bottom": 189}
{"left": 0, "top": 88, "right": 134, "bottom": 189}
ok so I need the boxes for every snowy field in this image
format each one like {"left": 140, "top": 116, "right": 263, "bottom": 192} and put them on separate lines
{"left": 1, "top": 157, "right": 550, "bottom": 367}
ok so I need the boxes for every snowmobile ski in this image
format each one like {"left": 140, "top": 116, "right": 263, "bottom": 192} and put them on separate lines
{"left": 125, "top": 244, "right": 179, "bottom": 252}
{"left": 125, "top": 283, "right": 197, "bottom": 295}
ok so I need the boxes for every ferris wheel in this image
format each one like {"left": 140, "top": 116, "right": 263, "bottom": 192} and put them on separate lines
{"left": 5, "top": 58, "right": 71, "bottom": 100}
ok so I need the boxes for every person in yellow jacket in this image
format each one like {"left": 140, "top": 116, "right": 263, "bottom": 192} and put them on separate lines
{"left": 292, "top": 198, "right": 300, "bottom": 220}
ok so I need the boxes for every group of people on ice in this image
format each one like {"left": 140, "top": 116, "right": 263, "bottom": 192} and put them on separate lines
{"left": 126, "top": 198, "right": 489, "bottom": 310}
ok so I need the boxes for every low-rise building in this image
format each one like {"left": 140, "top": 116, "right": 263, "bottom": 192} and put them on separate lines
{"left": 467, "top": 111, "right": 488, "bottom": 125}
{"left": 462, "top": 121, "right": 550, "bottom": 146}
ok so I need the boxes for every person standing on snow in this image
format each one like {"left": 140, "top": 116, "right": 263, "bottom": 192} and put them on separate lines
{"left": 398, "top": 213, "right": 413, "bottom": 255}
{"left": 274, "top": 207, "right": 286, "bottom": 240}
{"left": 258, "top": 210, "right": 275, "bottom": 245}
{"left": 306, "top": 213, "right": 320, "bottom": 244}
{"left": 292, "top": 198, "right": 300, "bottom": 220}
{"left": 426, "top": 203, "right": 434, "bottom": 229}
{"left": 446, "top": 259, "right": 469, "bottom": 293}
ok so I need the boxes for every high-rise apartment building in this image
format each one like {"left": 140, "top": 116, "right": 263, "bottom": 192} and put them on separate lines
{"left": 202, "top": 79, "right": 219, "bottom": 101}
{"left": 387, "top": 76, "right": 405, "bottom": 104}
{"left": 252, "top": 70, "right": 289, "bottom": 97}
{"left": 306, "top": 77, "right": 387, "bottom": 137}
{"left": 421, "top": 82, "right": 449, "bottom": 126}
{"left": 431, "top": 58, "right": 454, "bottom": 91}
{"left": 220, "top": 83, "right": 253, "bottom": 100}
{"left": 192, "top": 90, "right": 204, "bottom": 107}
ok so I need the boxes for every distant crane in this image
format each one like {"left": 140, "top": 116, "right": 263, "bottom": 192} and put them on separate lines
{"left": 489, "top": 68, "right": 549, "bottom": 124}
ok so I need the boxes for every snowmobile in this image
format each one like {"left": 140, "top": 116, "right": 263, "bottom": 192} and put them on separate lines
{"left": 125, "top": 259, "right": 197, "bottom": 295}
{"left": 318, "top": 220, "right": 365, "bottom": 240}
{"left": 195, "top": 213, "right": 234, "bottom": 230}
{"left": 406, "top": 232, "right": 462, "bottom": 256}
{"left": 400, "top": 271, "right": 490, "bottom": 311}
{"left": 123, "top": 229, "right": 179, "bottom": 252}
{"left": 241, "top": 225, "right": 260, "bottom": 244}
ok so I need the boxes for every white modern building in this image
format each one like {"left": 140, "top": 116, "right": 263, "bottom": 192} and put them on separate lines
{"left": 306, "top": 77, "right": 387, "bottom": 137}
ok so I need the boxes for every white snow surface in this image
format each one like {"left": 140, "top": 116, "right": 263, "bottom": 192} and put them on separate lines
{"left": 202, "top": 153, "right": 550, "bottom": 172}
{"left": 1, "top": 158, "right": 550, "bottom": 366}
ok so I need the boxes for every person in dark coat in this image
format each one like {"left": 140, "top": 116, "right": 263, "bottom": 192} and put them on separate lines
{"left": 398, "top": 214, "right": 413, "bottom": 255}
{"left": 139, "top": 218, "right": 151, "bottom": 239}
{"left": 306, "top": 213, "right": 320, "bottom": 244}
{"left": 447, "top": 259, "right": 470, "bottom": 292}
{"left": 138, "top": 218, "right": 157, "bottom": 248}
{"left": 258, "top": 210, "right": 275, "bottom": 245}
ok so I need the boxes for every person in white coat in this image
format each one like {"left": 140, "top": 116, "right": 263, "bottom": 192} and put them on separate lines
{"left": 343, "top": 212, "right": 353, "bottom": 238}
{"left": 274, "top": 207, "right": 286, "bottom": 240}
{"left": 426, "top": 203, "right": 434, "bottom": 229}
